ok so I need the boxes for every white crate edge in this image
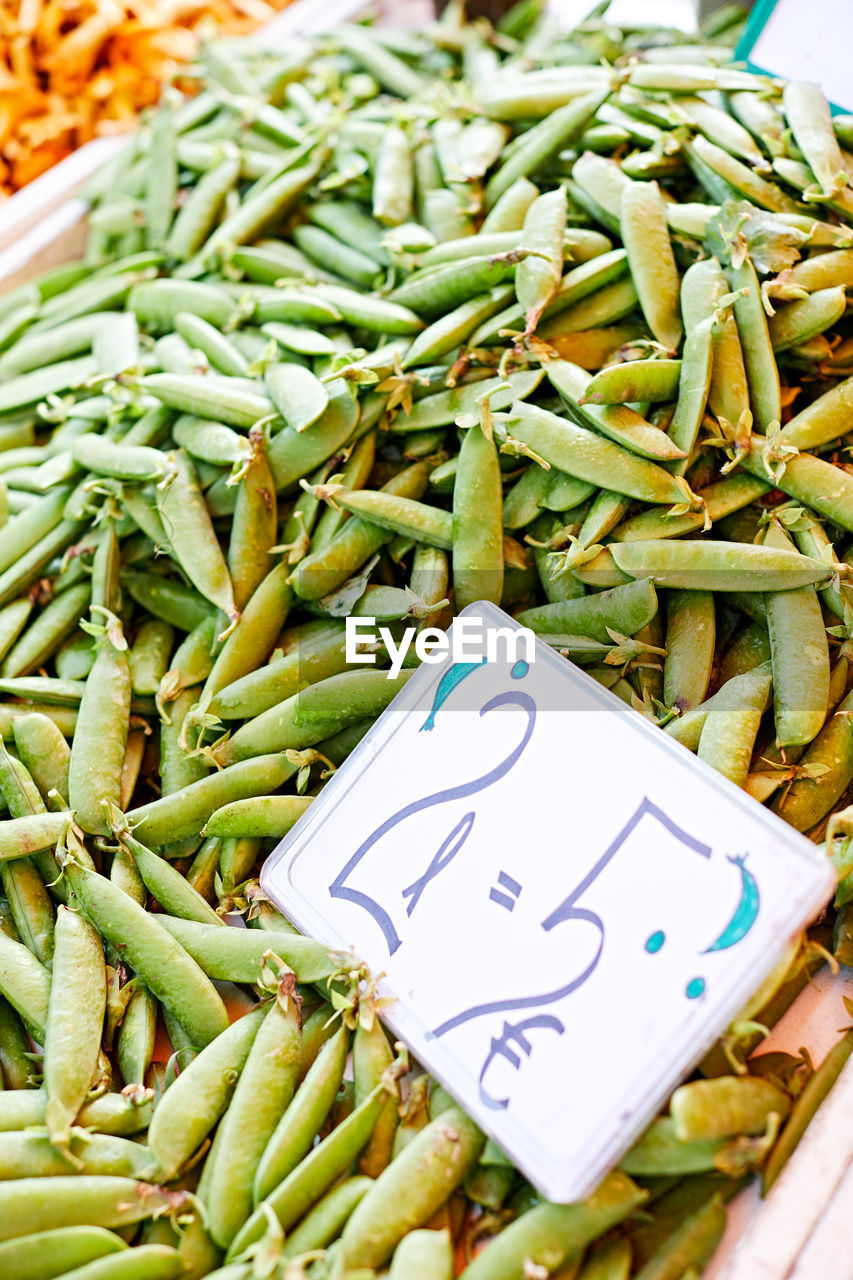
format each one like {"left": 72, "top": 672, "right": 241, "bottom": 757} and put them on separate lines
{"left": 0, "top": 0, "right": 375, "bottom": 277}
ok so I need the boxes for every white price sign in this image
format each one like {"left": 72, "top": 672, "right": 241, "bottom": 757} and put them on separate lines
{"left": 262, "top": 604, "right": 833, "bottom": 1203}
{"left": 737, "top": 0, "right": 853, "bottom": 113}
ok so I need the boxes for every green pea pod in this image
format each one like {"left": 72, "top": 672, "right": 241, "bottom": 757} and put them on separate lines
{"left": 117, "top": 983, "right": 157, "bottom": 1089}
{"left": 44, "top": 906, "right": 106, "bottom": 1147}
{"left": 772, "top": 687, "right": 853, "bottom": 832}
{"left": 392, "top": 370, "right": 543, "bottom": 432}
{"left": 282, "top": 1176, "right": 373, "bottom": 1260}
{"left": 581, "top": 359, "right": 682, "bottom": 407}
{"left": 215, "top": 667, "right": 414, "bottom": 767}
{"left": 545, "top": 360, "right": 685, "bottom": 462}
{"left": 0, "top": 1088, "right": 152, "bottom": 1135}
{"left": 0, "top": 928, "right": 51, "bottom": 1039}
{"left": 486, "top": 91, "right": 611, "bottom": 206}
{"left": 697, "top": 663, "right": 772, "bottom": 788}
{"left": 505, "top": 403, "right": 692, "bottom": 505}
{"left": 783, "top": 81, "right": 848, "bottom": 199}
{"left": 0, "top": 1129, "right": 159, "bottom": 1181}
{"left": 354, "top": 1015, "right": 399, "bottom": 1178}
{"left": 664, "top": 591, "right": 715, "bottom": 713}
{"left": 670, "top": 1076, "right": 790, "bottom": 1141}
{"left": 266, "top": 382, "right": 361, "bottom": 494}
{"left": 762, "top": 519, "right": 830, "bottom": 747}
{"left": 122, "top": 572, "right": 212, "bottom": 633}
{"left": 459, "top": 1171, "right": 645, "bottom": 1279}
{"left": 390, "top": 1229, "right": 454, "bottom": 1279}
{"left": 125, "top": 753, "right": 297, "bottom": 845}
{"left": 517, "top": 578, "right": 657, "bottom": 644}
{"left": 0, "top": 1225, "right": 128, "bottom": 1279}
{"left": 68, "top": 631, "right": 131, "bottom": 836}
{"left": 516, "top": 187, "right": 567, "bottom": 334}
{"left": 0, "top": 1179, "right": 190, "bottom": 1244}
{"left": 373, "top": 126, "right": 414, "bottom": 227}
{"left": 108, "top": 809, "right": 220, "bottom": 927}
{"left": 229, "top": 1077, "right": 393, "bottom": 1259}
{"left": 62, "top": 857, "right": 228, "bottom": 1048}
{"left": 149, "top": 1004, "right": 265, "bottom": 1178}
{"left": 208, "top": 619, "right": 340, "bottom": 726}
{"left": 254, "top": 1024, "right": 350, "bottom": 1204}
{"left": 157, "top": 450, "right": 236, "bottom": 625}
{"left": 609, "top": 539, "right": 829, "bottom": 592}
{"left": 620, "top": 180, "right": 682, "bottom": 350}
{"left": 0, "top": 995, "right": 33, "bottom": 1089}
{"left": 265, "top": 363, "right": 329, "bottom": 434}
{"left": 620, "top": 1117, "right": 727, "bottom": 1176}
{"left": 203, "top": 795, "right": 312, "bottom": 839}
{"left": 342, "top": 1107, "right": 485, "bottom": 1270}
{"left": 633, "top": 1195, "right": 727, "bottom": 1280}
{"left": 204, "top": 984, "right": 302, "bottom": 1248}
{"left": 227, "top": 434, "right": 277, "bottom": 613}
{"left": 779, "top": 374, "right": 853, "bottom": 451}
{"left": 153, "top": 915, "right": 340, "bottom": 985}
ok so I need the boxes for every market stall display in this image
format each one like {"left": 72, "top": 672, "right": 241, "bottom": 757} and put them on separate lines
{"left": 0, "top": 2, "right": 850, "bottom": 1276}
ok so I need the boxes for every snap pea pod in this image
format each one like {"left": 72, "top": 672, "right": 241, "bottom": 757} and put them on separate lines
{"left": 459, "top": 1172, "right": 647, "bottom": 1280}
{"left": 61, "top": 857, "right": 228, "bottom": 1048}
{"left": 0, "top": 1179, "right": 189, "bottom": 1244}
{"left": 341, "top": 1107, "right": 486, "bottom": 1269}
{"left": 0, "top": 1225, "right": 129, "bottom": 1279}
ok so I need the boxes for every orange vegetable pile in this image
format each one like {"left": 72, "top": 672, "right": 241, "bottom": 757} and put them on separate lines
{"left": 0, "top": 0, "right": 291, "bottom": 193}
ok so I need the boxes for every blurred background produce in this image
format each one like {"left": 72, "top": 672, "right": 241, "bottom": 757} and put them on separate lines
{"left": 0, "top": 0, "right": 296, "bottom": 193}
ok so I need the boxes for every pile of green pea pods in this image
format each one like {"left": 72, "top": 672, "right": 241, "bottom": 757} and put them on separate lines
{"left": 4, "top": 0, "right": 853, "bottom": 1274}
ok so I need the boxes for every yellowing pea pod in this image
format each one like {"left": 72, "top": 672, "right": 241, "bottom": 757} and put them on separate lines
{"left": 768, "top": 285, "right": 847, "bottom": 352}
{"left": 783, "top": 81, "right": 849, "bottom": 200}
{"left": 772, "top": 686, "right": 853, "bottom": 832}
{"left": 543, "top": 359, "right": 686, "bottom": 462}
{"left": 458, "top": 1171, "right": 646, "bottom": 1280}
{"left": 453, "top": 416, "right": 504, "bottom": 611}
{"left": 68, "top": 624, "right": 131, "bottom": 837}
{"left": 762, "top": 519, "right": 830, "bottom": 748}
{"left": 579, "top": 359, "right": 682, "bottom": 406}
{"left": 503, "top": 403, "right": 694, "bottom": 506}
{"left": 149, "top": 1004, "right": 266, "bottom": 1179}
{"left": 516, "top": 186, "right": 567, "bottom": 335}
{"left": 619, "top": 180, "right": 682, "bottom": 351}
{"left": 609, "top": 538, "right": 831, "bottom": 592}
{"left": 670, "top": 1076, "right": 790, "bottom": 1142}
{"left": 341, "top": 1107, "right": 486, "bottom": 1271}
{"left": 44, "top": 906, "right": 107, "bottom": 1149}
{"left": 203, "top": 795, "right": 313, "bottom": 839}
{"left": 697, "top": 662, "right": 772, "bottom": 789}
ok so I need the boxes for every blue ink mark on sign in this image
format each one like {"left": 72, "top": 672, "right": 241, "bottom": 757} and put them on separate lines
{"left": 645, "top": 930, "right": 665, "bottom": 954}
{"left": 431, "top": 797, "right": 712, "bottom": 1040}
{"left": 511, "top": 660, "right": 529, "bottom": 679}
{"left": 490, "top": 871, "right": 522, "bottom": 912}
{"left": 686, "top": 977, "right": 706, "bottom": 1000}
{"left": 402, "top": 812, "right": 475, "bottom": 917}
{"left": 330, "top": 690, "right": 537, "bottom": 956}
{"left": 478, "top": 1014, "right": 565, "bottom": 1110}
{"left": 703, "top": 854, "right": 760, "bottom": 953}
{"left": 420, "top": 659, "right": 488, "bottom": 732}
